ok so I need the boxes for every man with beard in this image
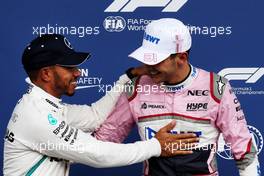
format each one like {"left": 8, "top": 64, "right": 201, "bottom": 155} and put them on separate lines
{"left": 3, "top": 34, "right": 198, "bottom": 176}
{"left": 95, "top": 18, "right": 260, "bottom": 176}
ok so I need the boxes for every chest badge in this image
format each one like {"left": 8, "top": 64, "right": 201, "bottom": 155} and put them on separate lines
{"left": 48, "top": 114, "right": 58, "bottom": 125}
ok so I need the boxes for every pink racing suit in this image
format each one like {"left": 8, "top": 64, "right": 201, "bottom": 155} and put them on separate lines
{"left": 95, "top": 65, "right": 260, "bottom": 176}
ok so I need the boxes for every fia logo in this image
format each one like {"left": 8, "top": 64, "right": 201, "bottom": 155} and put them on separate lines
{"left": 103, "top": 16, "right": 126, "bottom": 32}
{"left": 105, "top": 0, "right": 188, "bottom": 12}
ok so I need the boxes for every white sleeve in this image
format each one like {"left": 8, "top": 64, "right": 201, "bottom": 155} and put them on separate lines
{"left": 239, "top": 156, "right": 261, "bottom": 176}
{"left": 20, "top": 112, "right": 161, "bottom": 168}
{"left": 236, "top": 137, "right": 261, "bottom": 176}
{"left": 237, "top": 138, "right": 261, "bottom": 176}
{"left": 65, "top": 74, "right": 130, "bottom": 132}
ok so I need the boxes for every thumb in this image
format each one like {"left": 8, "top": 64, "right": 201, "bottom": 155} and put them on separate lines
{"left": 160, "top": 120, "right": 176, "bottom": 132}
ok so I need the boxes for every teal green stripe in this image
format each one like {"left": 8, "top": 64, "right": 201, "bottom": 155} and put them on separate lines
{"left": 26, "top": 155, "right": 47, "bottom": 176}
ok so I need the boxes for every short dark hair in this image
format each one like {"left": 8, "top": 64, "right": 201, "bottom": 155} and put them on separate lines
{"left": 170, "top": 49, "right": 190, "bottom": 58}
{"left": 27, "top": 69, "right": 41, "bottom": 82}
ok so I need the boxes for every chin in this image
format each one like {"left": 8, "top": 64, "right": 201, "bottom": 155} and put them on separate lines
{"left": 149, "top": 74, "right": 164, "bottom": 84}
{"left": 66, "top": 92, "right": 75, "bottom": 97}
{"left": 151, "top": 78, "right": 162, "bottom": 84}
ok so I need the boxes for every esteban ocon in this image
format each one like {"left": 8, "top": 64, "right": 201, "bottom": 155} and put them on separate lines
{"left": 95, "top": 18, "right": 261, "bottom": 176}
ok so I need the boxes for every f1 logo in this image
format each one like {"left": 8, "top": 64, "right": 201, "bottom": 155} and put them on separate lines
{"left": 105, "top": 0, "right": 188, "bottom": 12}
{"left": 218, "top": 68, "right": 264, "bottom": 83}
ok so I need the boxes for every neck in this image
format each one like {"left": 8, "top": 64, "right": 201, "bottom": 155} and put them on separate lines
{"left": 167, "top": 64, "right": 191, "bottom": 85}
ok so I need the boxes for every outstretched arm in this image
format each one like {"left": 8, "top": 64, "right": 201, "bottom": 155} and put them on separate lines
{"left": 65, "top": 74, "right": 130, "bottom": 132}
{"left": 94, "top": 93, "right": 135, "bottom": 143}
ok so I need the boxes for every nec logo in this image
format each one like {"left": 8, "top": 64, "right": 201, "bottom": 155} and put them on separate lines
{"left": 103, "top": 16, "right": 126, "bottom": 32}
{"left": 218, "top": 67, "right": 264, "bottom": 83}
{"left": 187, "top": 90, "right": 209, "bottom": 96}
{"left": 144, "top": 32, "right": 160, "bottom": 44}
{"left": 105, "top": 0, "right": 188, "bottom": 12}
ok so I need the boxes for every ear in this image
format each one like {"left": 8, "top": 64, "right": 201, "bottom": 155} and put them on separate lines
{"left": 177, "top": 52, "right": 188, "bottom": 65}
{"left": 39, "top": 67, "right": 53, "bottom": 82}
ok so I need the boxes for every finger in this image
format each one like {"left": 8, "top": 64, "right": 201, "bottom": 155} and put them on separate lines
{"left": 179, "top": 142, "right": 199, "bottom": 150}
{"left": 168, "top": 141, "right": 198, "bottom": 151}
{"left": 172, "top": 150, "right": 194, "bottom": 155}
{"left": 173, "top": 133, "right": 197, "bottom": 139}
{"left": 159, "top": 120, "right": 176, "bottom": 132}
{"left": 178, "top": 137, "right": 199, "bottom": 144}
{"left": 164, "top": 134, "right": 198, "bottom": 142}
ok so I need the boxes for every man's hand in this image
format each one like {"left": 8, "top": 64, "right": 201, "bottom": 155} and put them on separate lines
{"left": 155, "top": 120, "right": 199, "bottom": 157}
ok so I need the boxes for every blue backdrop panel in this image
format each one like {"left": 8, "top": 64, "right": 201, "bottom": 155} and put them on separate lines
{"left": 0, "top": 0, "right": 263, "bottom": 175}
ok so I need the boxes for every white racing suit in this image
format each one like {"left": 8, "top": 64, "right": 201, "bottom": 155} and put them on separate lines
{"left": 3, "top": 74, "right": 161, "bottom": 176}
{"left": 95, "top": 65, "right": 261, "bottom": 176}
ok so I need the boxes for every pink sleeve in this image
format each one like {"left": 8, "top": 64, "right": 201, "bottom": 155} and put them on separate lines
{"left": 94, "top": 93, "right": 135, "bottom": 143}
{"left": 216, "top": 81, "right": 256, "bottom": 160}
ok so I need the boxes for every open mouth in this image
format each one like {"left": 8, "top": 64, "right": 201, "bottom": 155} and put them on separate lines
{"left": 70, "top": 81, "right": 77, "bottom": 87}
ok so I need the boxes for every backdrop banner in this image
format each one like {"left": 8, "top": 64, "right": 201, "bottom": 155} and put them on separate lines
{"left": 0, "top": 1, "right": 263, "bottom": 175}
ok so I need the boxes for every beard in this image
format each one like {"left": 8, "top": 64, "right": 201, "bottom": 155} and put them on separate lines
{"left": 53, "top": 70, "right": 76, "bottom": 97}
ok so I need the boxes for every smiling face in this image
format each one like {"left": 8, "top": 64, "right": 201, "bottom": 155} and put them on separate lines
{"left": 50, "top": 65, "right": 81, "bottom": 97}
{"left": 146, "top": 57, "right": 177, "bottom": 84}
{"left": 145, "top": 53, "right": 189, "bottom": 84}
{"left": 28, "top": 65, "right": 81, "bottom": 98}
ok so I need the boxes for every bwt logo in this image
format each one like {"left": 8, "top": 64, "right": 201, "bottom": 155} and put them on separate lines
{"left": 143, "top": 32, "right": 160, "bottom": 44}
{"left": 218, "top": 67, "right": 264, "bottom": 83}
{"left": 105, "top": 0, "right": 188, "bottom": 12}
{"left": 103, "top": 16, "right": 126, "bottom": 32}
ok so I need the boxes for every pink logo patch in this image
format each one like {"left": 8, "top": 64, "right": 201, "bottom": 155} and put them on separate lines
{"left": 175, "top": 35, "right": 184, "bottom": 52}
{"left": 144, "top": 53, "right": 157, "bottom": 63}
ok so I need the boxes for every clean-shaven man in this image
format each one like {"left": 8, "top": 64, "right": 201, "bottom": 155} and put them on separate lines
{"left": 95, "top": 18, "right": 260, "bottom": 176}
